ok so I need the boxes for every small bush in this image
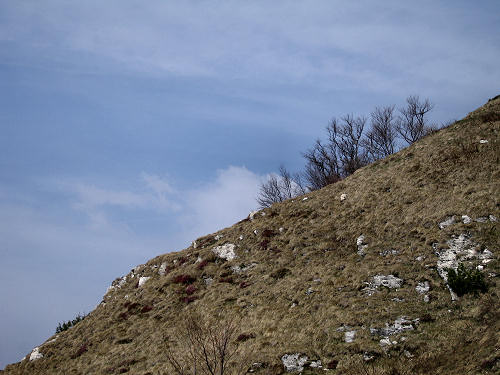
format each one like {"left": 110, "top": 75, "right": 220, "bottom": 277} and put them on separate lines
{"left": 447, "top": 263, "right": 488, "bottom": 296}
{"left": 197, "top": 259, "right": 208, "bottom": 270}
{"left": 185, "top": 284, "right": 197, "bottom": 295}
{"left": 55, "top": 312, "right": 88, "bottom": 333}
{"left": 141, "top": 305, "right": 153, "bottom": 313}
{"left": 173, "top": 274, "right": 196, "bottom": 285}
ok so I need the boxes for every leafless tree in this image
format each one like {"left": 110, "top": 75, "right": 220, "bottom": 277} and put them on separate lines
{"left": 164, "top": 312, "right": 248, "bottom": 375}
{"left": 302, "top": 139, "right": 341, "bottom": 191}
{"left": 301, "top": 114, "right": 368, "bottom": 190}
{"left": 363, "top": 105, "right": 398, "bottom": 160}
{"left": 328, "top": 114, "right": 369, "bottom": 176}
{"left": 396, "top": 95, "right": 434, "bottom": 144}
{"left": 257, "top": 165, "right": 307, "bottom": 208}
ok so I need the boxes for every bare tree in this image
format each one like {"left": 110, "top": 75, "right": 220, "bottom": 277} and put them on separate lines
{"left": 302, "top": 139, "right": 341, "bottom": 191}
{"left": 257, "top": 165, "right": 307, "bottom": 208}
{"left": 396, "top": 95, "right": 434, "bottom": 144}
{"left": 164, "top": 312, "right": 248, "bottom": 375}
{"left": 328, "top": 114, "right": 369, "bottom": 176}
{"left": 363, "top": 105, "right": 397, "bottom": 160}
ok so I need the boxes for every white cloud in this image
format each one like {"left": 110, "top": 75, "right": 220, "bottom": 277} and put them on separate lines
{"left": 181, "top": 166, "right": 261, "bottom": 238}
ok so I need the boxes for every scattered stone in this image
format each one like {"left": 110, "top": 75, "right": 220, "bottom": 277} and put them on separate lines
{"left": 415, "top": 255, "right": 425, "bottom": 261}
{"left": 212, "top": 243, "right": 237, "bottom": 261}
{"left": 479, "top": 139, "right": 488, "bottom": 143}
{"left": 231, "top": 263, "right": 257, "bottom": 274}
{"left": 363, "top": 352, "right": 375, "bottom": 361}
{"left": 29, "top": 347, "right": 43, "bottom": 361}
{"left": 249, "top": 211, "right": 259, "bottom": 220}
{"left": 340, "top": 193, "right": 347, "bottom": 201}
{"left": 203, "top": 277, "right": 213, "bottom": 286}
{"left": 345, "top": 330, "right": 356, "bottom": 343}
{"left": 309, "top": 360, "right": 322, "bottom": 368}
{"left": 475, "top": 217, "right": 488, "bottom": 223}
{"left": 363, "top": 274, "right": 403, "bottom": 296}
{"left": 461, "top": 215, "right": 472, "bottom": 224}
{"left": 159, "top": 262, "right": 167, "bottom": 276}
{"left": 416, "top": 281, "right": 430, "bottom": 294}
{"left": 281, "top": 353, "right": 309, "bottom": 373}
{"left": 379, "top": 338, "right": 392, "bottom": 347}
{"left": 370, "top": 316, "right": 418, "bottom": 337}
{"left": 253, "top": 230, "right": 258, "bottom": 235}
{"left": 489, "top": 215, "right": 498, "bottom": 222}
{"left": 192, "top": 240, "right": 197, "bottom": 248}
{"left": 106, "top": 276, "right": 127, "bottom": 294}
{"left": 138, "top": 276, "right": 150, "bottom": 287}
{"left": 439, "top": 216, "right": 455, "bottom": 229}
{"left": 214, "top": 234, "right": 223, "bottom": 241}
{"left": 306, "top": 287, "right": 314, "bottom": 295}
{"left": 391, "top": 297, "right": 404, "bottom": 302}
{"left": 302, "top": 197, "right": 308, "bottom": 201}
{"left": 423, "top": 295, "right": 430, "bottom": 303}
{"left": 356, "top": 235, "right": 368, "bottom": 256}
{"left": 373, "top": 274, "right": 403, "bottom": 289}
{"left": 195, "top": 257, "right": 202, "bottom": 263}
{"left": 404, "top": 350, "right": 414, "bottom": 358}
{"left": 379, "top": 249, "right": 399, "bottom": 256}
{"left": 477, "top": 265, "right": 484, "bottom": 271}
{"left": 239, "top": 235, "right": 244, "bottom": 240}
{"left": 279, "top": 227, "right": 285, "bottom": 233}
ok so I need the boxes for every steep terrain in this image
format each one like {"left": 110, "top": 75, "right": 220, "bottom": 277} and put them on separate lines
{"left": 3, "top": 96, "right": 500, "bottom": 375}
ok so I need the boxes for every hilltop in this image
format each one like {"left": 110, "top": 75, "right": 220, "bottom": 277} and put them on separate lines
{"left": 3, "top": 96, "right": 499, "bottom": 374}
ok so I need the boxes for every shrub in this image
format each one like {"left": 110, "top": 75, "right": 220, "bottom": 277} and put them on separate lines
{"left": 196, "top": 260, "right": 208, "bottom": 270}
{"left": 185, "top": 284, "right": 197, "bottom": 295}
{"left": 173, "top": 274, "right": 196, "bottom": 285}
{"left": 447, "top": 263, "right": 488, "bottom": 296}
{"left": 55, "top": 312, "right": 88, "bottom": 333}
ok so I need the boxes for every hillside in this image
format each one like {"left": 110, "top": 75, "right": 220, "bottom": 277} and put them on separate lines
{"left": 3, "top": 96, "right": 499, "bottom": 375}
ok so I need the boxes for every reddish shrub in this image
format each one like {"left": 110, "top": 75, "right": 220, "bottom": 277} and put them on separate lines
{"left": 239, "top": 281, "right": 250, "bottom": 289}
{"left": 177, "top": 256, "right": 188, "bottom": 265}
{"left": 173, "top": 274, "right": 195, "bottom": 285}
{"left": 127, "top": 302, "right": 140, "bottom": 311}
{"left": 261, "top": 229, "right": 276, "bottom": 238}
{"left": 327, "top": 360, "right": 338, "bottom": 369}
{"left": 236, "top": 333, "right": 255, "bottom": 342}
{"left": 185, "top": 284, "right": 197, "bottom": 295}
{"left": 219, "top": 277, "right": 233, "bottom": 283}
{"left": 260, "top": 240, "right": 269, "bottom": 250}
{"left": 71, "top": 343, "right": 88, "bottom": 359}
{"left": 196, "top": 260, "right": 208, "bottom": 270}
{"left": 182, "top": 295, "right": 198, "bottom": 304}
{"left": 118, "top": 312, "right": 128, "bottom": 320}
{"left": 141, "top": 305, "right": 153, "bottom": 313}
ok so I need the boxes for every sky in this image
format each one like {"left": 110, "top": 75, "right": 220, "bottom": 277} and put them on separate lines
{"left": 1, "top": 0, "right": 499, "bottom": 368}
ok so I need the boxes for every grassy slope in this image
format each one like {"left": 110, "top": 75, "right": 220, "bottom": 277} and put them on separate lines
{"left": 3, "top": 97, "right": 499, "bottom": 375}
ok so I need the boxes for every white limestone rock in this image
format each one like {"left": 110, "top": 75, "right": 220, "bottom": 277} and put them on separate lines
{"left": 159, "top": 262, "right": 167, "bottom": 276}
{"left": 415, "top": 281, "right": 430, "bottom": 294}
{"left": 439, "top": 216, "right": 455, "bottom": 229}
{"left": 212, "top": 243, "right": 237, "bottom": 261}
{"left": 461, "top": 215, "right": 471, "bottom": 224}
{"left": 340, "top": 193, "right": 347, "bottom": 201}
{"left": 29, "top": 347, "right": 43, "bottom": 361}
{"left": 345, "top": 330, "right": 356, "bottom": 343}
{"left": 356, "top": 235, "right": 368, "bottom": 256}
{"left": 138, "top": 276, "right": 150, "bottom": 287}
{"left": 281, "top": 353, "right": 309, "bottom": 373}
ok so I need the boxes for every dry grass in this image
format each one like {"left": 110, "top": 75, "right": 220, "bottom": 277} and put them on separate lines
{"left": 3, "top": 97, "right": 499, "bottom": 374}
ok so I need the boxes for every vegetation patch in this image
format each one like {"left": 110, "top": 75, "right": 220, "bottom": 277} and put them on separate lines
{"left": 447, "top": 263, "right": 488, "bottom": 296}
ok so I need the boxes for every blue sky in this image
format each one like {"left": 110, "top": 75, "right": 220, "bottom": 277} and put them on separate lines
{"left": 1, "top": 0, "right": 499, "bottom": 368}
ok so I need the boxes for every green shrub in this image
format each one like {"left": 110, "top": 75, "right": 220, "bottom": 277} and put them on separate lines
{"left": 55, "top": 312, "right": 88, "bottom": 333}
{"left": 447, "top": 263, "right": 488, "bottom": 296}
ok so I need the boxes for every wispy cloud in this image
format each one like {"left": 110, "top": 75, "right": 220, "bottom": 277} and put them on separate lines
{"left": 2, "top": 1, "right": 498, "bottom": 96}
